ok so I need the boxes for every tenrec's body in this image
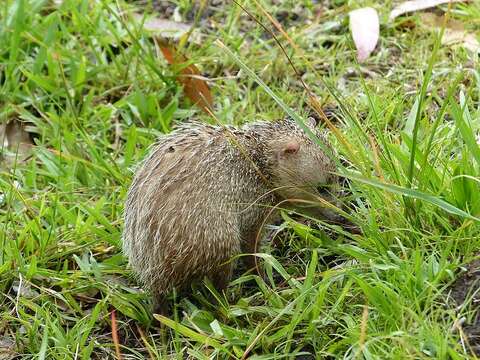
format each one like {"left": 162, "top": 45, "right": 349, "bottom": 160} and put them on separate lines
{"left": 123, "top": 118, "right": 337, "bottom": 312}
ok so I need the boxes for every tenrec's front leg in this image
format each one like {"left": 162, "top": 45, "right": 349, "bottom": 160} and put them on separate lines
{"left": 210, "top": 262, "right": 234, "bottom": 292}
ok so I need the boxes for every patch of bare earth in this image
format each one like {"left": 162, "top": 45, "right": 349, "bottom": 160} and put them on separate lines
{"left": 449, "top": 258, "right": 480, "bottom": 355}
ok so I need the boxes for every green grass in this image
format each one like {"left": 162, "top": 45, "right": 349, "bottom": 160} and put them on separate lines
{"left": 1, "top": 0, "right": 480, "bottom": 358}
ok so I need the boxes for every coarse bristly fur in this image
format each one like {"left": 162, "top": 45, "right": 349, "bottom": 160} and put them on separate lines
{"left": 122, "top": 117, "right": 338, "bottom": 313}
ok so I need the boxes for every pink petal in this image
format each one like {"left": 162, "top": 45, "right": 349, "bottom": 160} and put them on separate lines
{"left": 349, "top": 7, "right": 380, "bottom": 62}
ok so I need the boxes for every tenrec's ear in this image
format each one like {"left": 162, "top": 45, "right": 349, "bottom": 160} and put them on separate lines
{"left": 283, "top": 140, "right": 300, "bottom": 155}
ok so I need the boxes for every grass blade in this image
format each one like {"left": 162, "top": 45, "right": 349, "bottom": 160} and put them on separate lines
{"left": 344, "top": 171, "right": 480, "bottom": 222}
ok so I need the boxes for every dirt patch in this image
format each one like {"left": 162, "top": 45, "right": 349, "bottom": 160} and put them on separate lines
{"left": 449, "top": 258, "right": 480, "bottom": 355}
{"left": 126, "top": 0, "right": 328, "bottom": 32}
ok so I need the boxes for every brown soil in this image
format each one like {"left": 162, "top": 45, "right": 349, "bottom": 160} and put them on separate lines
{"left": 125, "top": 0, "right": 330, "bottom": 32}
{"left": 449, "top": 258, "right": 480, "bottom": 355}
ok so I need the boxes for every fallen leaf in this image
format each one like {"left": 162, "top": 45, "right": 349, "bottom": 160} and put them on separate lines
{"left": 1, "top": 120, "right": 31, "bottom": 148}
{"left": 420, "top": 11, "right": 464, "bottom": 30}
{"left": 133, "top": 14, "right": 191, "bottom": 39}
{"left": 12, "top": 280, "right": 39, "bottom": 299}
{"left": 389, "top": 0, "right": 468, "bottom": 21}
{"left": 420, "top": 13, "right": 480, "bottom": 53}
{"left": 130, "top": 13, "right": 211, "bottom": 112}
{"left": 0, "top": 120, "right": 33, "bottom": 167}
{"left": 349, "top": 7, "right": 380, "bottom": 62}
{"left": 132, "top": 14, "right": 200, "bottom": 43}
{"left": 444, "top": 30, "right": 480, "bottom": 53}
{"left": 0, "top": 336, "right": 16, "bottom": 360}
{"left": 159, "top": 44, "right": 213, "bottom": 113}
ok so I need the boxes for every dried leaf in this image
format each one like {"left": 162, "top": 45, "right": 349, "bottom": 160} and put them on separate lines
{"left": 133, "top": 14, "right": 191, "bottom": 38}
{"left": 420, "top": 13, "right": 480, "bottom": 53}
{"left": 349, "top": 7, "right": 380, "bottom": 62}
{"left": 132, "top": 14, "right": 201, "bottom": 43}
{"left": 420, "top": 12, "right": 464, "bottom": 30}
{"left": 0, "top": 336, "right": 16, "bottom": 360}
{"left": 12, "top": 280, "right": 39, "bottom": 299}
{"left": 389, "top": 0, "right": 468, "bottom": 21}
{"left": 159, "top": 44, "right": 213, "bottom": 113}
{"left": 0, "top": 120, "right": 33, "bottom": 168}
{"left": 443, "top": 30, "right": 480, "bottom": 53}
{"left": 1, "top": 120, "right": 31, "bottom": 148}
{"left": 130, "top": 13, "right": 211, "bottom": 112}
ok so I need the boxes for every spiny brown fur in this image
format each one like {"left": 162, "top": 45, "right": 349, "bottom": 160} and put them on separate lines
{"left": 122, "top": 118, "right": 337, "bottom": 312}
